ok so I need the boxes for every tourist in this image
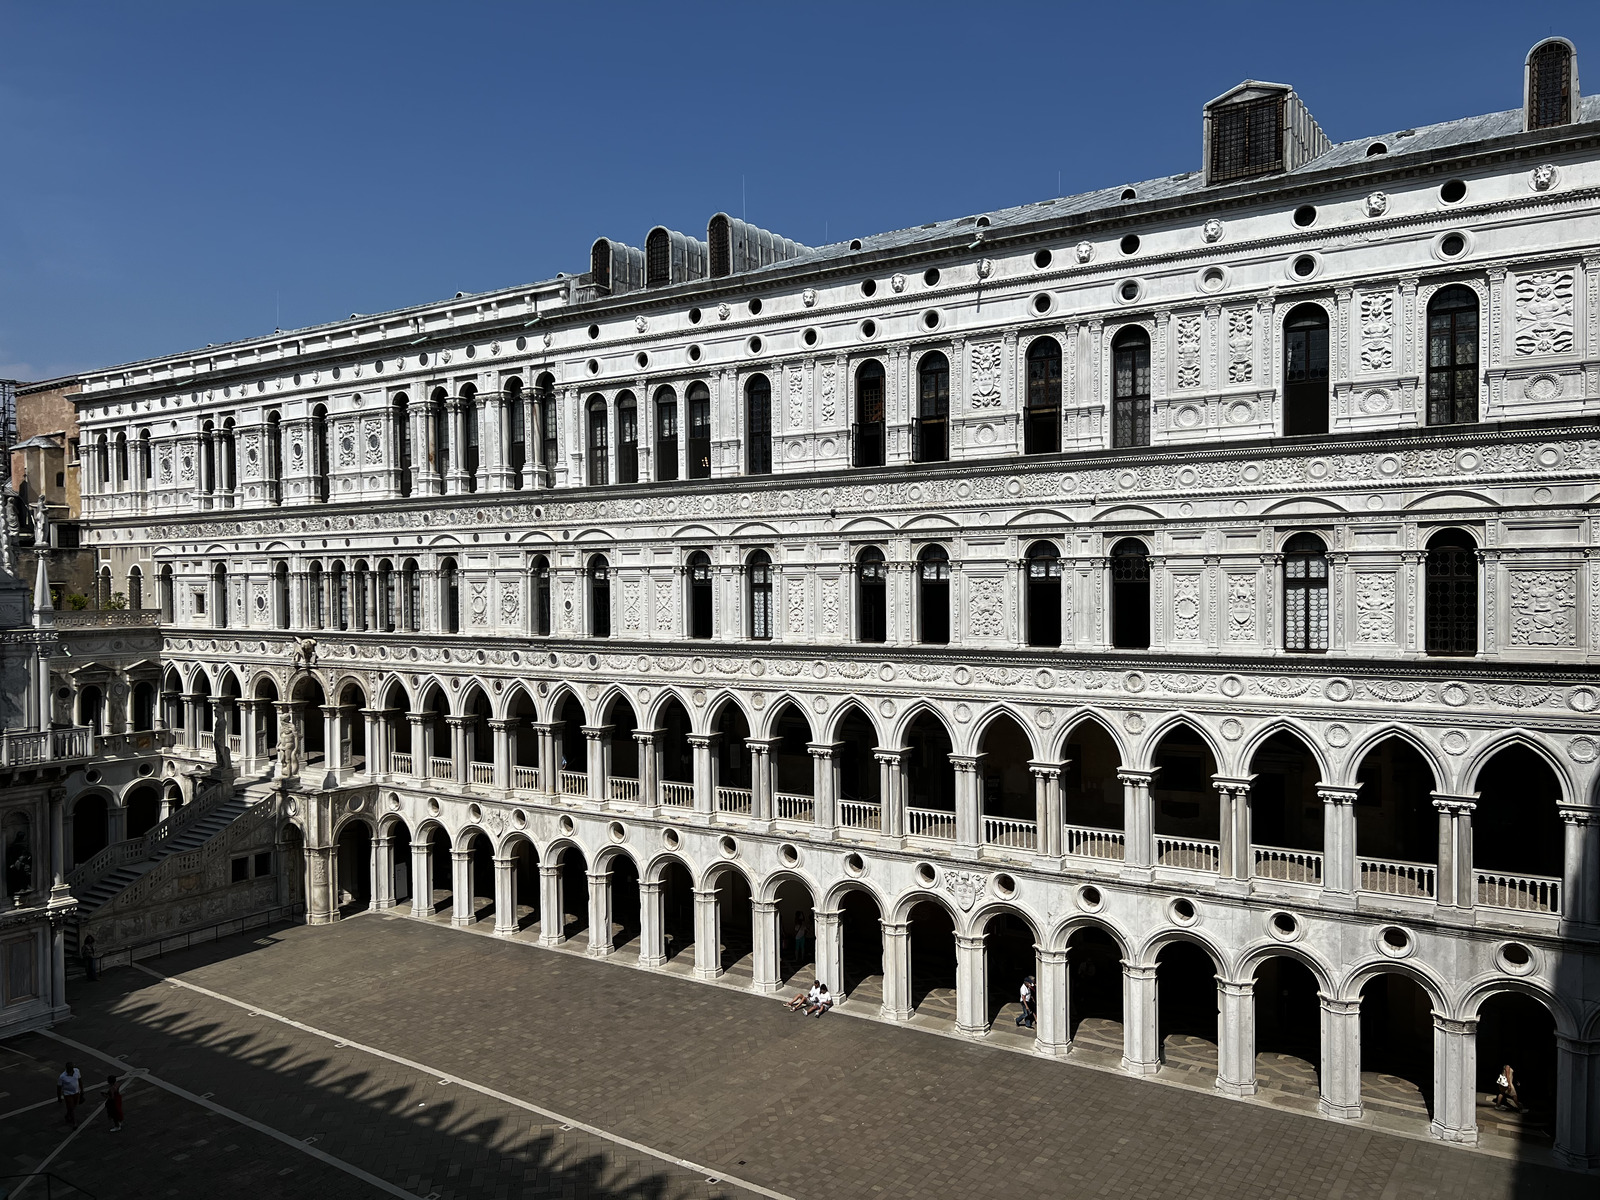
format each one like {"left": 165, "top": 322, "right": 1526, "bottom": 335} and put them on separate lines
{"left": 81, "top": 932, "right": 98, "bottom": 981}
{"left": 1016, "top": 975, "right": 1037, "bottom": 1029}
{"left": 1492, "top": 1062, "right": 1522, "bottom": 1113}
{"left": 104, "top": 1075, "right": 124, "bottom": 1131}
{"left": 787, "top": 980, "right": 821, "bottom": 1012}
{"left": 806, "top": 982, "right": 833, "bottom": 1017}
{"left": 56, "top": 1061, "right": 82, "bottom": 1127}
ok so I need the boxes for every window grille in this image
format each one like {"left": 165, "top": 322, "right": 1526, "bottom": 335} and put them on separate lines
{"left": 746, "top": 376, "right": 772, "bottom": 475}
{"left": 1112, "top": 331, "right": 1151, "bottom": 448}
{"left": 1210, "top": 94, "right": 1284, "bottom": 182}
{"left": 915, "top": 353, "right": 949, "bottom": 463}
{"left": 590, "top": 557, "right": 611, "bottom": 638}
{"left": 617, "top": 397, "right": 639, "bottom": 484}
{"left": 1528, "top": 42, "right": 1573, "bottom": 129}
{"left": 747, "top": 553, "right": 773, "bottom": 639}
{"left": 687, "top": 384, "right": 712, "bottom": 479}
{"left": 1025, "top": 339, "right": 1062, "bottom": 454}
{"left": 1426, "top": 287, "right": 1480, "bottom": 426}
{"left": 1426, "top": 534, "right": 1477, "bottom": 656}
{"left": 1284, "top": 306, "right": 1330, "bottom": 436}
{"left": 854, "top": 363, "right": 886, "bottom": 468}
{"left": 587, "top": 403, "right": 608, "bottom": 486}
{"left": 857, "top": 549, "right": 887, "bottom": 643}
{"left": 656, "top": 391, "right": 679, "bottom": 482}
{"left": 1283, "top": 534, "right": 1328, "bottom": 652}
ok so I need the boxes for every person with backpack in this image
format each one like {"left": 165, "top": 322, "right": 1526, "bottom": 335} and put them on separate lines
{"left": 1016, "top": 976, "right": 1037, "bottom": 1029}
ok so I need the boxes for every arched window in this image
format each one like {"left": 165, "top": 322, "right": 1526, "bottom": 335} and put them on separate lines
{"left": 114, "top": 432, "right": 129, "bottom": 484}
{"left": 308, "top": 561, "right": 324, "bottom": 628}
{"left": 1427, "top": 286, "right": 1480, "bottom": 426}
{"left": 588, "top": 554, "right": 611, "bottom": 637}
{"left": 1026, "top": 541, "right": 1063, "bottom": 647}
{"left": 1110, "top": 538, "right": 1150, "bottom": 649}
{"left": 747, "top": 550, "right": 773, "bottom": 639}
{"left": 1111, "top": 328, "right": 1151, "bottom": 448}
{"left": 857, "top": 547, "right": 887, "bottom": 643}
{"left": 504, "top": 377, "right": 525, "bottom": 488}
{"left": 586, "top": 395, "right": 609, "bottom": 485}
{"left": 532, "top": 555, "right": 552, "bottom": 636}
{"left": 430, "top": 387, "right": 450, "bottom": 485}
{"left": 914, "top": 352, "right": 949, "bottom": 463}
{"left": 745, "top": 375, "right": 772, "bottom": 475}
{"left": 461, "top": 384, "right": 480, "bottom": 493}
{"left": 376, "top": 559, "right": 394, "bottom": 631}
{"left": 688, "top": 551, "right": 713, "bottom": 639}
{"left": 127, "top": 565, "right": 143, "bottom": 611}
{"left": 220, "top": 419, "right": 237, "bottom": 493}
{"left": 138, "top": 428, "right": 153, "bottom": 487}
{"left": 273, "top": 561, "right": 290, "bottom": 629}
{"left": 918, "top": 545, "right": 950, "bottom": 645}
{"left": 98, "top": 564, "right": 112, "bottom": 610}
{"left": 200, "top": 421, "right": 217, "bottom": 495}
{"left": 1025, "top": 338, "right": 1062, "bottom": 454}
{"left": 310, "top": 404, "right": 330, "bottom": 502}
{"left": 213, "top": 563, "right": 228, "bottom": 629}
{"left": 331, "top": 561, "right": 348, "bottom": 630}
{"left": 854, "top": 360, "right": 886, "bottom": 468}
{"left": 1282, "top": 533, "right": 1328, "bottom": 652}
{"left": 393, "top": 393, "right": 413, "bottom": 497}
{"left": 263, "top": 413, "right": 281, "bottom": 502}
{"left": 401, "top": 559, "right": 420, "bottom": 632}
{"left": 687, "top": 382, "right": 712, "bottom": 479}
{"left": 351, "top": 560, "right": 370, "bottom": 632}
{"left": 440, "top": 557, "right": 460, "bottom": 634}
{"left": 1284, "top": 304, "right": 1330, "bottom": 436}
{"left": 655, "top": 386, "right": 679, "bottom": 482}
{"left": 1426, "top": 530, "right": 1477, "bottom": 656}
{"left": 95, "top": 433, "right": 109, "bottom": 486}
{"left": 616, "top": 391, "right": 639, "bottom": 484}
{"left": 536, "top": 373, "right": 558, "bottom": 482}
{"left": 1526, "top": 39, "right": 1575, "bottom": 130}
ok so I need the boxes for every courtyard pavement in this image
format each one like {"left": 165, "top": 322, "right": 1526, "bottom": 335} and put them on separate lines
{"left": 2, "top": 913, "right": 1587, "bottom": 1199}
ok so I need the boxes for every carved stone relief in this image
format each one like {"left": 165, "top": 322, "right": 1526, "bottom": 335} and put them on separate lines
{"left": 1508, "top": 570, "right": 1577, "bottom": 646}
{"left": 970, "top": 343, "right": 1003, "bottom": 408}
{"left": 1514, "top": 272, "right": 1575, "bottom": 356}
{"left": 1359, "top": 292, "right": 1394, "bottom": 372}
{"left": 1175, "top": 316, "right": 1202, "bottom": 389}
{"left": 1171, "top": 574, "right": 1201, "bottom": 641}
{"left": 968, "top": 577, "right": 1004, "bottom": 638}
{"left": 1355, "top": 574, "right": 1396, "bottom": 643}
{"left": 1226, "top": 573, "right": 1255, "bottom": 642}
{"left": 1226, "top": 310, "right": 1254, "bottom": 384}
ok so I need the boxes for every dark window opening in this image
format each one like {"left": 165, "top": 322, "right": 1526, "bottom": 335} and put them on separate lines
{"left": 857, "top": 547, "right": 887, "bottom": 643}
{"left": 1528, "top": 41, "right": 1573, "bottom": 129}
{"left": 616, "top": 393, "right": 639, "bottom": 484}
{"left": 1425, "top": 530, "right": 1477, "bottom": 656}
{"left": 688, "top": 552, "right": 713, "bottom": 639}
{"left": 1210, "top": 94, "right": 1284, "bottom": 182}
{"left": 1025, "top": 338, "right": 1062, "bottom": 454}
{"left": 1284, "top": 304, "right": 1330, "bottom": 436}
{"left": 1427, "top": 286, "right": 1480, "bottom": 426}
{"left": 1026, "top": 541, "right": 1063, "bottom": 647}
{"left": 745, "top": 375, "right": 772, "bottom": 475}
{"left": 1283, "top": 533, "right": 1328, "bottom": 652}
{"left": 687, "top": 383, "right": 712, "bottom": 479}
{"left": 1112, "top": 328, "right": 1150, "bottom": 448}
{"left": 914, "top": 352, "right": 949, "bottom": 463}
{"left": 918, "top": 545, "right": 949, "bottom": 645}
{"left": 589, "top": 555, "right": 611, "bottom": 638}
{"left": 587, "top": 399, "right": 608, "bottom": 486}
{"left": 655, "top": 388, "right": 680, "bottom": 482}
{"left": 533, "top": 556, "right": 551, "bottom": 636}
{"left": 1111, "top": 539, "right": 1150, "bottom": 649}
{"left": 747, "top": 551, "right": 773, "bottom": 639}
{"left": 853, "top": 361, "right": 885, "bottom": 468}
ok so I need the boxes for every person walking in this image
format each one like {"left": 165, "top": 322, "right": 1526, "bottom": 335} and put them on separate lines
{"left": 103, "top": 1075, "right": 124, "bottom": 1131}
{"left": 1492, "top": 1062, "right": 1523, "bottom": 1113}
{"left": 1016, "top": 975, "right": 1037, "bottom": 1029}
{"left": 81, "top": 932, "right": 98, "bottom": 982}
{"left": 56, "top": 1062, "right": 83, "bottom": 1127}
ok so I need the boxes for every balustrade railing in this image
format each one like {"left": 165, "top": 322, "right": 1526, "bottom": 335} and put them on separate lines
{"left": 838, "top": 800, "right": 881, "bottom": 831}
{"left": 610, "top": 776, "right": 641, "bottom": 803}
{"left": 983, "top": 815, "right": 1038, "bottom": 850}
{"left": 67, "top": 776, "right": 232, "bottom": 890}
{"left": 1155, "top": 835, "right": 1221, "bottom": 872}
{"left": 716, "top": 786, "right": 753, "bottom": 815}
{"left": 1358, "top": 857, "right": 1436, "bottom": 898}
{"left": 227, "top": 734, "right": 243, "bottom": 756}
{"left": 389, "top": 751, "right": 413, "bottom": 775}
{"left": 512, "top": 765, "right": 539, "bottom": 791}
{"left": 1476, "top": 870, "right": 1560, "bottom": 914}
{"left": 660, "top": 780, "right": 694, "bottom": 808}
{"left": 1, "top": 726, "right": 95, "bottom": 766}
{"left": 1253, "top": 845, "right": 1324, "bottom": 884}
{"left": 906, "top": 807, "right": 956, "bottom": 840}
{"left": 559, "top": 770, "right": 588, "bottom": 797}
{"left": 1063, "top": 824, "right": 1126, "bottom": 860}
{"left": 774, "top": 793, "right": 814, "bottom": 824}
{"left": 469, "top": 761, "right": 494, "bottom": 785}
{"left": 428, "top": 756, "right": 454, "bottom": 781}
{"left": 93, "top": 728, "right": 171, "bottom": 756}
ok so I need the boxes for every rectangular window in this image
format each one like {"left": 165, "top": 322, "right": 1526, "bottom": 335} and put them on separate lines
{"left": 688, "top": 393, "right": 712, "bottom": 479}
{"left": 254, "top": 851, "right": 274, "bottom": 877}
{"left": 617, "top": 405, "right": 639, "bottom": 484}
{"left": 1209, "top": 95, "right": 1284, "bottom": 183}
{"left": 656, "top": 400, "right": 679, "bottom": 482}
{"left": 193, "top": 589, "right": 207, "bottom": 615}
{"left": 231, "top": 856, "right": 249, "bottom": 883}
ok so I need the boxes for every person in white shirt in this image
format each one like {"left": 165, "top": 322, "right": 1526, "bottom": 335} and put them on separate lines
{"left": 805, "top": 982, "right": 833, "bottom": 1017}
{"left": 56, "top": 1062, "right": 83, "bottom": 1127}
{"left": 1016, "top": 976, "right": 1037, "bottom": 1029}
{"left": 787, "top": 980, "right": 821, "bottom": 1012}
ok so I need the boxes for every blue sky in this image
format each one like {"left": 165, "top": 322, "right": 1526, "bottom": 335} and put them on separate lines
{"left": 2, "top": 1, "right": 1597, "bottom": 379}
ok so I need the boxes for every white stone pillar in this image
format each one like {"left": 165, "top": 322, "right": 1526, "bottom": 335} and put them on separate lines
{"left": 538, "top": 863, "right": 564, "bottom": 945}
{"left": 489, "top": 719, "right": 515, "bottom": 791}
{"left": 950, "top": 753, "right": 982, "bottom": 852}
{"left": 1121, "top": 962, "right": 1161, "bottom": 1074}
{"left": 1119, "top": 770, "right": 1156, "bottom": 873}
{"left": 808, "top": 742, "right": 841, "bottom": 833}
{"left": 693, "top": 887, "right": 721, "bottom": 979}
{"left": 876, "top": 748, "right": 907, "bottom": 838}
{"left": 814, "top": 908, "right": 843, "bottom": 998}
{"left": 1433, "top": 794, "right": 1476, "bottom": 912}
{"left": 587, "top": 870, "right": 614, "bottom": 956}
{"left": 306, "top": 846, "right": 335, "bottom": 925}
{"left": 634, "top": 729, "right": 661, "bottom": 810}
{"left": 583, "top": 725, "right": 610, "bottom": 803}
{"left": 1214, "top": 776, "right": 1253, "bottom": 882}
{"left": 1030, "top": 762, "right": 1064, "bottom": 858}
{"left": 1559, "top": 808, "right": 1598, "bottom": 926}
{"left": 955, "top": 932, "right": 988, "bottom": 1036}
{"left": 410, "top": 842, "right": 432, "bottom": 917}
{"left": 747, "top": 739, "right": 776, "bottom": 822}
{"left": 881, "top": 920, "right": 911, "bottom": 1021}
{"left": 752, "top": 899, "right": 782, "bottom": 992}
{"left": 1318, "top": 786, "right": 1359, "bottom": 899}
{"left": 1554, "top": 1035, "right": 1600, "bottom": 1168}
{"left": 372, "top": 835, "right": 394, "bottom": 910}
{"left": 450, "top": 850, "right": 472, "bottom": 926}
{"left": 1035, "top": 946, "right": 1070, "bottom": 1056}
{"left": 1431, "top": 1014, "right": 1479, "bottom": 1144}
{"left": 447, "top": 715, "right": 471, "bottom": 786}
{"left": 689, "top": 733, "right": 716, "bottom": 815}
{"left": 1216, "top": 977, "right": 1257, "bottom": 1096}
{"left": 1319, "top": 994, "right": 1364, "bottom": 1119}
{"left": 638, "top": 880, "right": 666, "bottom": 967}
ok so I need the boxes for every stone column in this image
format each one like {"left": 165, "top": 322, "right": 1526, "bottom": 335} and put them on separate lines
{"left": 489, "top": 718, "right": 516, "bottom": 790}
{"left": 321, "top": 705, "right": 345, "bottom": 773}
{"left": 360, "top": 708, "right": 383, "bottom": 776}
{"left": 538, "top": 863, "right": 564, "bottom": 945}
{"left": 306, "top": 845, "right": 335, "bottom": 925}
{"left": 1559, "top": 807, "right": 1598, "bottom": 926}
{"left": 950, "top": 753, "right": 982, "bottom": 852}
{"left": 746, "top": 738, "right": 777, "bottom": 822}
{"left": 446, "top": 398, "right": 467, "bottom": 494}
{"left": 1431, "top": 1014, "right": 1479, "bottom": 1144}
{"left": 693, "top": 887, "right": 722, "bottom": 979}
{"left": 1554, "top": 1035, "right": 1600, "bottom": 1168}
{"left": 1035, "top": 946, "right": 1070, "bottom": 1056}
{"left": 634, "top": 729, "right": 661, "bottom": 810}
{"left": 955, "top": 932, "right": 988, "bottom": 1036}
{"left": 410, "top": 841, "right": 432, "bottom": 917}
{"left": 875, "top": 748, "right": 907, "bottom": 838}
{"left": 1433, "top": 794, "right": 1476, "bottom": 911}
{"left": 407, "top": 712, "right": 433, "bottom": 779}
{"left": 1214, "top": 776, "right": 1254, "bottom": 882}
{"left": 1318, "top": 786, "right": 1359, "bottom": 899}
{"left": 688, "top": 733, "right": 718, "bottom": 815}
{"left": 533, "top": 722, "right": 558, "bottom": 793}
{"left": 752, "top": 899, "right": 782, "bottom": 992}
{"left": 587, "top": 870, "right": 614, "bottom": 956}
{"left": 1030, "top": 761, "right": 1064, "bottom": 858}
{"left": 493, "top": 856, "right": 517, "bottom": 935}
{"left": 881, "top": 919, "right": 912, "bottom": 1020}
{"left": 1318, "top": 994, "right": 1364, "bottom": 1119}
{"left": 583, "top": 724, "right": 611, "bottom": 803}
{"left": 48, "top": 790, "right": 66, "bottom": 894}
{"left": 808, "top": 742, "right": 841, "bottom": 833}
{"left": 450, "top": 849, "right": 473, "bottom": 925}
{"left": 372, "top": 835, "right": 395, "bottom": 910}
{"left": 638, "top": 880, "right": 667, "bottom": 967}
{"left": 1121, "top": 962, "right": 1161, "bottom": 1074}
{"left": 813, "top": 908, "right": 843, "bottom": 998}
{"left": 1216, "top": 976, "right": 1257, "bottom": 1096}
{"left": 446, "top": 715, "right": 471, "bottom": 785}
{"left": 1118, "top": 769, "right": 1156, "bottom": 873}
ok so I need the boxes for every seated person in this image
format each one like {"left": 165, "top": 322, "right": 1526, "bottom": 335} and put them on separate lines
{"left": 805, "top": 982, "right": 833, "bottom": 1017}
{"left": 787, "top": 980, "right": 821, "bottom": 1012}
